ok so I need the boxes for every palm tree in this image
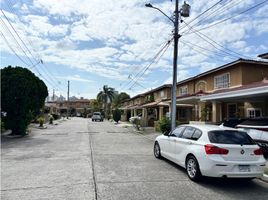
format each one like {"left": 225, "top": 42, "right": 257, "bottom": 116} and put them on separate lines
{"left": 97, "top": 85, "right": 115, "bottom": 118}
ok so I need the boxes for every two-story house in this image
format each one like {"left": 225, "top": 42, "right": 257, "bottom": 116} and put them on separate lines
{"left": 122, "top": 58, "right": 268, "bottom": 127}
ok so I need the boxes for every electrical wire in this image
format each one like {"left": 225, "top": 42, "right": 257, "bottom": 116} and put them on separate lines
{"left": 129, "top": 39, "right": 172, "bottom": 90}
{"left": 185, "top": 0, "right": 268, "bottom": 35}
{"left": 119, "top": 38, "right": 173, "bottom": 91}
{"left": 182, "top": 20, "right": 252, "bottom": 59}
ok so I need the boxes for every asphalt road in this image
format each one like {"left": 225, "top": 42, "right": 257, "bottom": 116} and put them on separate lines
{"left": 1, "top": 117, "right": 268, "bottom": 200}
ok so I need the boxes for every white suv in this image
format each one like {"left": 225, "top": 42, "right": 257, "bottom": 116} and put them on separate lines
{"left": 92, "top": 112, "right": 103, "bottom": 122}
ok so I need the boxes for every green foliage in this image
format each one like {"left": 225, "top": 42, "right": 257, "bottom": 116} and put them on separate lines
{"left": 38, "top": 117, "right": 45, "bottom": 127}
{"left": 132, "top": 117, "right": 141, "bottom": 131}
{"left": 1, "top": 66, "right": 48, "bottom": 135}
{"left": 97, "top": 85, "right": 115, "bottom": 118}
{"left": 113, "top": 109, "right": 121, "bottom": 123}
{"left": 90, "top": 99, "right": 101, "bottom": 112}
{"left": 49, "top": 115, "right": 54, "bottom": 124}
{"left": 112, "top": 92, "right": 130, "bottom": 109}
{"left": 52, "top": 114, "right": 60, "bottom": 120}
{"left": 159, "top": 117, "right": 171, "bottom": 134}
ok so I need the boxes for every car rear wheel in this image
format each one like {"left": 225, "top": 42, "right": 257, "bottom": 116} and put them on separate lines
{"left": 186, "top": 155, "right": 202, "bottom": 181}
{"left": 154, "top": 142, "right": 161, "bottom": 159}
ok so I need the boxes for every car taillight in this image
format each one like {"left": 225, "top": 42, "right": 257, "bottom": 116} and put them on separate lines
{"left": 254, "top": 148, "right": 263, "bottom": 155}
{"left": 205, "top": 144, "right": 229, "bottom": 155}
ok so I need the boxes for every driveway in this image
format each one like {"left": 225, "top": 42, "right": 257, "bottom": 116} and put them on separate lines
{"left": 1, "top": 117, "right": 268, "bottom": 200}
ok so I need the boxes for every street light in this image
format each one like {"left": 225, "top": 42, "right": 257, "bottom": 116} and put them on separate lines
{"left": 145, "top": 1, "right": 190, "bottom": 132}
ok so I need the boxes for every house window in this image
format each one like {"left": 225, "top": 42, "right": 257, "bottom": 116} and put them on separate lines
{"left": 179, "top": 86, "right": 188, "bottom": 96}
{"left": 214, "top": 73, "right": 230, "bottom": 89}
{"left": 227, "top": 103, "right": 237, "bottom": 119}
{"left": 247, "top": 108, "right": 262, "bottom": 118}
{"left": 160, "top": 91, "right": 164, "bottom": 98}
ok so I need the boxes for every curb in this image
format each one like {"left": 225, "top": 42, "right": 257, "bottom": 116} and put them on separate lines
{"left": 260, "top": 174, "right": 268, "bottom": 183}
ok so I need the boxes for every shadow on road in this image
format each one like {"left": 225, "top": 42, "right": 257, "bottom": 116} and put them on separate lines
{"left": 1, "top": 134, "right": 49, "bottom": 148}
{"left": 159, "top": 156, "right": 268, "bottom": 196}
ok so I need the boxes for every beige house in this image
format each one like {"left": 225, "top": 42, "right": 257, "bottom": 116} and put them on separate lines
{"left": 46, "top": 98, "right": 92, "bottom": 117}
{"left": 121, "top": 58, "right": 268, "bottom": 126}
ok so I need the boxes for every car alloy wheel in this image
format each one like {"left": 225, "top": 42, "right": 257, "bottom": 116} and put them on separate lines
{"left": 186, "top": 156, "right": 202, "bottom": 181}
{"left": 154, "top": 142, "right": 161, "bottom": 159}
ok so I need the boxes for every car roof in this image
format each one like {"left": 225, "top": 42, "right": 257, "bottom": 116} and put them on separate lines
{"left": 179, "top": 124, "right": 236, "bottom": 132}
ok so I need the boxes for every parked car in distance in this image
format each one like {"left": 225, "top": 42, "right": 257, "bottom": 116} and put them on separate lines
{"left": 129, "top": 113, "right": 142, "bottom": 123}
{"left": 236, "top": 118, "right": 268, "bottom": 158}
{"left": 92, "top": 112, "right": 103, "bottom": 122}
{"left": 154, "top": 124, "right": 265, "bottom": 182}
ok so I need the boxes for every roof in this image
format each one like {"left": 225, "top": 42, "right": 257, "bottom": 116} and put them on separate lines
{"left": 125, "top": 84, "right": 172, "bottom": 102}
{"left": 258, "top": 53, "right": 268, "bottom": 59}
{"left": 200, "top": 79, "right": 268, "bottom": 101}
{"left": 176, "top": 59, "right": 268, "bottom": 86}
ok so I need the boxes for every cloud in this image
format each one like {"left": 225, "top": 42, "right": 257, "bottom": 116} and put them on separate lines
{"left": 56, "top": 74, "right": 93, "bottom": 83}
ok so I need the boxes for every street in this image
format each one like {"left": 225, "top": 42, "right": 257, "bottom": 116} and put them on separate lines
{"left": 1, "top": 117, "right": 268, "bottom": 200}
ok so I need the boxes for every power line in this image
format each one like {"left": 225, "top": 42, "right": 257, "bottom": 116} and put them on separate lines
{"left": 0, "top": 30, "right": 30, "bottom": 66}
{"left": 1, "top": 9, "right": 39, "bottom": 63}
{"left": 0, "top": 16, "right": 35, "bottom": 66}
{"left": 182, "top": 20, "right": 252, "bottom": 59}
{"left": 120, "top": 38, "right": 172, "bottom": 91}
{"left": 180, "top": 0, "right": 225, "bottom": 32}
{"left": 129, "top": 39, "right": 172, "bottom": 90}
{"left": 185, "top": 0, "right": 268, "bottom": 35}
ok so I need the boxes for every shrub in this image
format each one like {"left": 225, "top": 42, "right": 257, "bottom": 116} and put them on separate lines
{"left": 1, "top": 120, "right": 5, "bottom": 132}
{"left": 113, "top": 109, "right": 121, "bottom": 123}
{"left": 49, "top": 115, "right": 54, "bottom": 124}
{"left": 52, "top": 114, "right": 60, "bottom": 120}
{"left": 38, "top": 117, "right": 45, "bottom": 127}
{"left": 159, "top": 117, "right": 171, "bottom": 134}
{"left": 133, "top": 117, "right": 141, "bottom": 131}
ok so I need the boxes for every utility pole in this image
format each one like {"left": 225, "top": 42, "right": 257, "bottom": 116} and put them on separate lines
{"left": 67, "top": 80, "right": 70, "bottom": 119}
{"left": 145, "top": 1, "right": 190, "bottom": 132}
{"left": 171, "top": 0, "right": 180, "bottom": 132}
{"left": 52, "top": 89, "right": 55, "bottom": 101}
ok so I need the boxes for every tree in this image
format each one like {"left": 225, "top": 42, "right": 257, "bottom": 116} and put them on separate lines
{"left": 97, "top": 85, "right": 115, "bottom": 118}
{"left": 113, "top": 109, "right": 121, "bottom": 123}
{"left": 1, "top": 66, "right": 48, "bottom": 135}
{"left": 90, "top": 99, "right": 101, "bottom": 112}
{"left": 112, "top": 92, "right": 130, "bottom": 109}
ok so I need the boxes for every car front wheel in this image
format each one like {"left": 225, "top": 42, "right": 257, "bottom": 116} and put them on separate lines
{"left": 154, "top": 142, "right": 161, "bottom": 159}
{"left": 186, "top": 155, "right": 202, "bottom": 181}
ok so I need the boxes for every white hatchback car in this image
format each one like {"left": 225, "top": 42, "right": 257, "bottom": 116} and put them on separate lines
{"left": 154, "top": 124, "right": 266, "bottom": 181}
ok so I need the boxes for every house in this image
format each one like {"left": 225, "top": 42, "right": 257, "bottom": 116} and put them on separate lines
{"left": 46, "top": 97, "right": 92, "bottom": 117}
{"left": 121, "top": 58, "right": 268, "bottom": 127}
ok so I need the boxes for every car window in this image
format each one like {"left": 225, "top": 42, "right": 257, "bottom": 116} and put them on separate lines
{"left": 208, "top": 130, "right": 255, "bottom": 145}
{"left": 192, "top": 129, "right": 202, "bottom": 141}
{"left": 181, "top": 126, "right": 195, "bottom": 139}
{"left": 171, "top": 126, "right": 185, "bottom": 137}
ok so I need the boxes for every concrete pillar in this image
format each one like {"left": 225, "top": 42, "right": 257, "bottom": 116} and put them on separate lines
{"left": 212, "top": 101, "right": 217, "bottom": 123}
{"left": 134, "top": 109, "right": 137, "bottom": 116}
{"left": 198, "top": 102, "right": 206, "bottom": 121}
{"left": 159, "top": 106, "right": 164, "bottom": 120}
{"left": 142, "top": 108, "right": 148, "bottom": 126}
{"left": 212, "top": 101, "right": 222, "bottom": 123}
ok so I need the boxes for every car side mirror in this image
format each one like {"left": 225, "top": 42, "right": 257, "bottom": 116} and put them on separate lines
{"left": 163, "top": 131, "right": 170, "bottom": 136}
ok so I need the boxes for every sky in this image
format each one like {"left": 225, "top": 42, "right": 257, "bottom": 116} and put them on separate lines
{"left": 1, "top": 0, "right": 268, "bottom": 99}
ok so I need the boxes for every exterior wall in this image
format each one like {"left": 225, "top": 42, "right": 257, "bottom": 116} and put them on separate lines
{"left": 242, "top": 64, "right": 268, "bottom": 84}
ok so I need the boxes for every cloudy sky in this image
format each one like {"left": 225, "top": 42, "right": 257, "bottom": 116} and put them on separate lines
{"left": 1, "top": 0, "right": 268, "bottom": 99}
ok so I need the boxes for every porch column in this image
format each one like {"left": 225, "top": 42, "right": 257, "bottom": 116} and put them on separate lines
{"left": 159, "top": 106, "right": 164, "bottom": 120}
{"left": 212, "top": 101, "right": 217, "bottom": 123}
{"left": 212, "top": 101, "right": 222, "bottom": 123}
{"left": 142, "top": 108, "right": 148, "bottom": 126}
{"left": 134, "top": 109, "right": 137, "bottom": 116}
{"left": 198, "top": 102, "right": 206, "bottom": 121}
{"left": 131, "top": 109, "right": 134, "bottom": 117}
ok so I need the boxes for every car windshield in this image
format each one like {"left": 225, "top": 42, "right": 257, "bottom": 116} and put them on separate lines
{"left": 93, "top": 113, "right": 100, "bottom": 115}
{"left": 208, "top": 130, "right": 255, "bottom": 145}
